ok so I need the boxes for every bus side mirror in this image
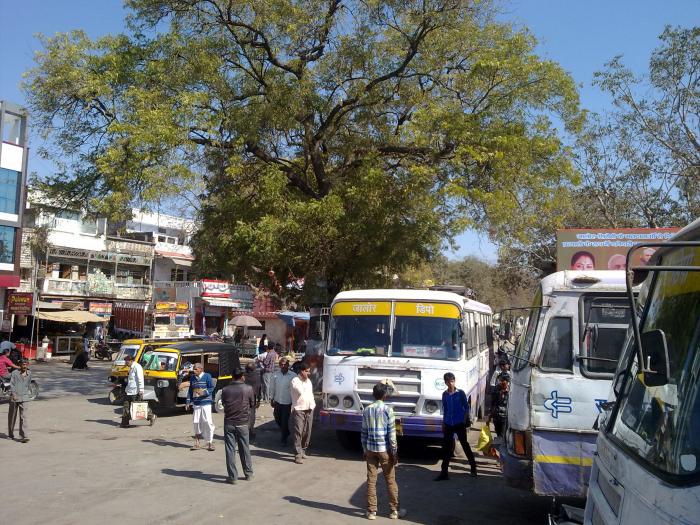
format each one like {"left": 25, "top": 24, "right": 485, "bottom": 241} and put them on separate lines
{"left": 641, "top": 329, "right": 670, "bottom": 387}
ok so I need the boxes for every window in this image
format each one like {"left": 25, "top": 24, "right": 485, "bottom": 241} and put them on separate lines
{"left": 610, "top": 252, "right": 700, "bottom": 481}
{"left": 393, "top": 315, "right": 461, "bottom": 360}
{"left": 0, "top": 168, "right": 20, "bottom": 214}
{"left": 328, "top": 315, "right": 391, "bottom": 356}
{"left": 2, "top": 112, "right": 23, "bottom": 144}
{"left": 0, "top": 226, "right": 16, "bottom": 264}
{"left": 140, "top": 351, "right": 178, "bottom": 371}
{"left": 581, "top": 296, "right": 631, "bottom": 377}
{"left": 540, "top": 317, "right": 573, "bottom": 370}
{"left": 514, "top": 287, "right": 543, "bottom": 371}
{"left": 171, "top": 268, "right": 187, "bottom": 281}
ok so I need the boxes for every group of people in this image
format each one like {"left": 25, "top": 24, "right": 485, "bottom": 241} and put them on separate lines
{"left": 117, "top": 342, "right": 510, "bottom": 521}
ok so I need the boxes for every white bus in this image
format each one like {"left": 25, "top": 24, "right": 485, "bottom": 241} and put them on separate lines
{"left": 320, "top": 289, "right": 492, "bottom": 444}
{"left": 501, "top": 271, "right": 632, "bottom": 498}
{"left": 581, "top": 220, "right": 700, "bottom": 525}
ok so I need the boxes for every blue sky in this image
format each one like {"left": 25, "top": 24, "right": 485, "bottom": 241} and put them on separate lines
{"left": 1, "top": 0, "right": 697, "bottom": 261}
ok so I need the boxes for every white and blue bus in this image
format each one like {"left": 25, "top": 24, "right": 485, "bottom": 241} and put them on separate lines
{"left": 501, "top": 271, "right": 633, "bottom": 498}
{"left": 582, "top": 220, "right": 700, "bottom": 524}
{"left": 320, "top": 289, "right": 492, "bottom": 444}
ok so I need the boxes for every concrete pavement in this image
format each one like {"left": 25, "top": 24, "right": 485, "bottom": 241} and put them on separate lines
{"left": 1, "top": 360, "right": 553, "bottom": 524}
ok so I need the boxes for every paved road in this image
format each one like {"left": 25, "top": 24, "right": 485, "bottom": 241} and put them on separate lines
{"left": 2, "top": 360, "right": 554, "bottom": 525}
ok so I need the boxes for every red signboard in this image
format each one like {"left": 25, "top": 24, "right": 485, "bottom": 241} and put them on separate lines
{"left": 89, "top": 302, "right": 113, "bottom": 317}
{"left": 7, "top": 292, "right": 33, "bottom": 315}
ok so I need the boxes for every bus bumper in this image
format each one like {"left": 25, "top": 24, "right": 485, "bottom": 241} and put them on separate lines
{"left": 319, "top": 410, "right": 442, "bottom": 438}
{"left": 500, "top": 445, "right": 534, "bottom": 491}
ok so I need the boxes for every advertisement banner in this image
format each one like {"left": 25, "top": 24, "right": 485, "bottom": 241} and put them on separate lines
{"left": 7, "top": 292, "right": 34, "bottom": 316}
{"left": 556, "top": 228, "right": 680, "bottom": 272}
{"left": 200, "top": 279, "right": 231, "bottom": 298}
{"left": 89, "top": 302, "right": 113, "bottom": 318}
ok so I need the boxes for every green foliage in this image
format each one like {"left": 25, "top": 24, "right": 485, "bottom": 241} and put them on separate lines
{"left": 25, "top": 0, "right": 582, "bottom": 298}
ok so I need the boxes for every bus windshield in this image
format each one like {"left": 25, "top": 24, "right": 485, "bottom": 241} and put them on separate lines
{"left": 392, "top": 316, "right": 461, "bottom": 360}
{"left": 610, "top": 247, "right": 700, "bottom": 479}
{"left": 327, "top": 315, "right": 391, "bottom": 355}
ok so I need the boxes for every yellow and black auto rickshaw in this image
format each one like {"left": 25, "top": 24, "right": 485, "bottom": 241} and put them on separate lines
{"left": 138, "top": 341, "right": 241, "bottom": 413}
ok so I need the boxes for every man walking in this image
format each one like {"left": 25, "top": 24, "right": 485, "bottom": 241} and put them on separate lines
{"left": 260, "top": 343, "right": 278, "bottom": 402}
{"left": 221, "top": 369, "right": 255, "bottom": 484}
{"left": 270, "top": 357, "right": 296, "bottom": 445}
{"left": 121, "top": 354, "right": 144, "bottom": 428}
{"left": 361, "top": 382, "right": 406, "bottom": 520}
{"left": 8, "top": 359, "right": 32, "bottom": 442}
{"left": 187, "top": 363, "right": 216, "bottom": 451}
{"left": 290, "top": 362, "right": 315, "bottom": 464}
{"left": 435, "top": 372, "right": 478, "bottom": 480}
{"left": 244, "top": 362, "right": 261, "bottom": 440}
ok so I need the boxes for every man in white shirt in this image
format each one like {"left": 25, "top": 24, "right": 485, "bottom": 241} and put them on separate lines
{"left": 270, "top": 357, "right": 296, "bottom": 445}
{"left": 290, "top": 362, "right": 316, "bottom": 464}
{"left": 121, "top": 354, "right": 145, "bottom": 428}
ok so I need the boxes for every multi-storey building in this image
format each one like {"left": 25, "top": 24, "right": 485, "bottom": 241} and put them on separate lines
{"left": 0, "top": 102, "right": 29, "bottom": 332}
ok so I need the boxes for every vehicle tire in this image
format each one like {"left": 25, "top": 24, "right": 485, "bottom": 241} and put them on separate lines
{"left": 336, "top": 430, "right": 361, "bottom": 450}
{"left": 108, "top": 386, "right": 124, "bottom": 405}
{"left": 213, "top": 390, "right": 224, "bottom": 413}
{"left": 28, "top": 381, "right": 39, "bottom": 401}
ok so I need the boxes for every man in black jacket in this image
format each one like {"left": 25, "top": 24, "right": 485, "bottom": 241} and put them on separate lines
{"left": 221, "top": 369, "right": 255, "bottom": 484}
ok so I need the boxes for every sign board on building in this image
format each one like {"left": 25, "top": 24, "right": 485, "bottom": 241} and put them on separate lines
{"left": 7, "top": 292, "right": 34, "bottom": 315}
{"left": 201, "top": 279, "right": 231, "bottom": 298}
{"left": 154, "top": 287, "right": 177, "bottom": 302}
{"left": 89, "top": 302, "right": 113, "bottom": 318}
{"left": 556, "top": 228, "right": 680, "bottom": 271}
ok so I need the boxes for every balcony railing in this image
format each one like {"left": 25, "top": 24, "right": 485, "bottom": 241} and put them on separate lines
{"left": 115, "top": 283, "right": 152, "bottom": 301}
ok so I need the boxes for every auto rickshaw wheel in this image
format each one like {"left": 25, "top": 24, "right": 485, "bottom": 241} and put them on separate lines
{"left": 212, "top": 390, "right": 223, "bottom": 413}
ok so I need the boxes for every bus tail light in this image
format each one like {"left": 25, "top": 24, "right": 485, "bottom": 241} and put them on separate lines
{"left": 513, "top": 430, "right": 528, "bottom": 456}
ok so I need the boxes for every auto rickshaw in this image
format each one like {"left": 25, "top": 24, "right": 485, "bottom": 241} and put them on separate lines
{"left": 138, "top": 341, "right": 241, "bottom": 413}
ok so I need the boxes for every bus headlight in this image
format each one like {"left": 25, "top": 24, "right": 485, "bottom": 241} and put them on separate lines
{"left": 157, "top": 380, "right": 169, "bottom": 388}
{"left": 424, "top": 400, "right": 439, "bottom": 414}
{"left": 343, "top": 396, "right": 354, "bottom": 409}
{"left": 328, "top": 395, "right": 339, "bottom": 408}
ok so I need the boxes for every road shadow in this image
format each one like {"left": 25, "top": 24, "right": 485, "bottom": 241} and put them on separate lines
{"left": 161, "top": 468, "right": 229, "bottom": 484}
{"left": 283, "top": 496, "right": 365, "bottom": 518}
{"left": 85, "top": 418, "right": 121, "bottom": 427}
{"left": 143, "top": 438, "right": 191, "bottom": 449}
{"left": 251, "top": 448, "right": 295, "bottom": 462}
{"left": 87, "top": 397, "right": 113, "bottom": 406}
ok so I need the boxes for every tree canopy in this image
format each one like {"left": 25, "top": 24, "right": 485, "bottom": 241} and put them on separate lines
{"left": 25, "top": 0, "right": 582, "bottom": 298}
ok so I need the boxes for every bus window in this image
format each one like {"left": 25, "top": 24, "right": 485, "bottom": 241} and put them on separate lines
{"left": 540, "top": 317, "right": 573, "bottom": 371}
{"left": 581, "top": 296, "right": 630, "bottom": 377}
{"left": 514, "top": 288, "right": 543, "bottom": 371}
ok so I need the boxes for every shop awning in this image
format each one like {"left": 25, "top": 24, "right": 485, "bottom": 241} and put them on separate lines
{"left": 277, "top": 311, "right": 310, "bottom": 327}
{"left": 202, "top": 298, "right": 245, "bottom": 309}
{"left": 170, "top": 257, "right": 192, "bottom": 267}
{"left": 35, "top": 310, "right": 106, "bottom": 323}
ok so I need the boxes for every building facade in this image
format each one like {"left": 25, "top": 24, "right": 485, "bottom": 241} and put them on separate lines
{"left": 0, "top": 101, "right": 29, "bottom": 332}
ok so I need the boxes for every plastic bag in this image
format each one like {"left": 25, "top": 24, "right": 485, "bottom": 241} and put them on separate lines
{"left": 130, "top": 401, "right": 149, "bottom": 420}
{"left": 476, "top": 425, "right": 492, "bottom": 452}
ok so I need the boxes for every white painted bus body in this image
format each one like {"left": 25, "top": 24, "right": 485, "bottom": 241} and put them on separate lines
{"left": 320, "top": 289, "right": 492, "bottom": 439}
{"left": 502, "top": 271, "right": 631, "bottom": 498}
{"left": 584, "top": 220, "right": 700, "bottom": 525}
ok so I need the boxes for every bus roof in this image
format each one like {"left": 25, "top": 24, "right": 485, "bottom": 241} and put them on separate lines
{"left": 540, "top": 270, "right": 628, "bottom": 296}
{"left": 333, "top": 289, "right": 493, "bottom": 314}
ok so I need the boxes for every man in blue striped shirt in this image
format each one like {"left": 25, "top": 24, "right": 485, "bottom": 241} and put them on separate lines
{"left": 435, "top": 372, "right": 477, "bottom": 480}
{"left": 361, "top": 382, "right": 406, "bottom": 520}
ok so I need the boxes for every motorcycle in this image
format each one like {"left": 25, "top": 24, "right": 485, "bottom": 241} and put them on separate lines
{"left": 93, "top": 342, "right": 113, "bottom": 361}
{"left": 1, "top": 376, "right": 39, "bottom": 401}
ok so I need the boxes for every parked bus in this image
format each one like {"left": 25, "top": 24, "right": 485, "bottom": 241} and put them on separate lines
{"left": 501, "top": 271, "right": 633, "bottom": 498}
{"left": 320, "top": 288, "right": 493, "bottom": 446}
{"left": 579, "top": 220, "right": 700, "bottom": 524}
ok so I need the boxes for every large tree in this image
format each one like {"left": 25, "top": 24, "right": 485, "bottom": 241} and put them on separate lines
{"left": 25, "top": 0, "right": 582, "bottom": 299}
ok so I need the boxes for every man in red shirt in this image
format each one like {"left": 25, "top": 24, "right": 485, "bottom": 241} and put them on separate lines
{"left": 0, "top": 349, "right": 19, "bottom": 381}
